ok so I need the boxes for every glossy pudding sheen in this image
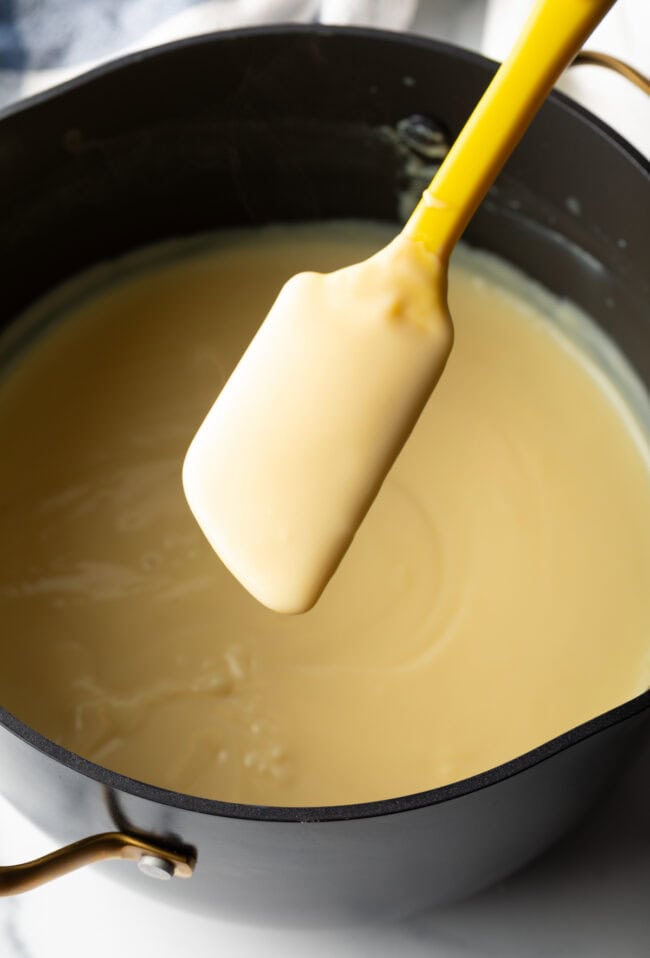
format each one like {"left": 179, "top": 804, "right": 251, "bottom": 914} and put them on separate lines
{"left": 0, "top": 221, "right": 649, "bottom": 806}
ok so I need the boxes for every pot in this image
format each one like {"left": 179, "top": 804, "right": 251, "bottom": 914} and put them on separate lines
{"left": 0, "top": 26, "right": 648, "bottom": 926}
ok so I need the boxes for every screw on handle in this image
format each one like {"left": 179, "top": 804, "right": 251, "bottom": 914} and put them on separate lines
{"left": 0, "top": 832, "right": 195, "bottom": 896}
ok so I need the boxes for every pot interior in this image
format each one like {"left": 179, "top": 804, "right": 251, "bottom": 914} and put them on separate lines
{"left": 0, "top": 28, "right": 648, "bottom": 809}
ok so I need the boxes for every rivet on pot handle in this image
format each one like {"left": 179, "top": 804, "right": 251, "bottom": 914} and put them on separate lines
{"left": 0, "top": 832, "right": 195, "bottom": 896}
{"left": 571, "top": 49, "right": 650, "bottom": 95}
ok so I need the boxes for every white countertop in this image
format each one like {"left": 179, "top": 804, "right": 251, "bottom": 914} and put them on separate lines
{"left": 1, "top": 2, "right": 649, "bottom": 955}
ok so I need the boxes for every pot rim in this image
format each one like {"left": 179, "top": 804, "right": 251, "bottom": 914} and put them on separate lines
{"left": 0, "top": 22, "right": 648, "bottom": 176}
{"left": 0, "top": 25, "right": 648, "bottom": 824}
{"left": 1, "top": 693, "right": 648, "bottom": 822}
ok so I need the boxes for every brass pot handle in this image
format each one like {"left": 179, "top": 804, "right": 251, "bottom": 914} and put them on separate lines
{"left": 571, "top": 50, "right": 650, "bottom": 95}
{"left": 0, "top": 831, "right": 195, "bottom": 896}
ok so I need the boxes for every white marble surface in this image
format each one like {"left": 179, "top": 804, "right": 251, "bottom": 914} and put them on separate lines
{"left": 1, "top": 1, "right": 649, "bottom": 955}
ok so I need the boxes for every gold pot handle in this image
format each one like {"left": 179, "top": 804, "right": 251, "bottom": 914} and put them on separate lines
{"left": 571, "top": 49, "right": 650, "bottom": 95}
{"left": 0, "top": 831, "right": 195, "bottom": 896}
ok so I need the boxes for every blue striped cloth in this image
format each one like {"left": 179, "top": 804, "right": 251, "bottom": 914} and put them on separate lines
{"left": 0, "top": 0, "right": 421, "bottom": 108}
{"left": 0, "top": 0, "right": 214, "bottom": 105}
{"left": 0, "top": 0, "right": 420, "bottom": 106}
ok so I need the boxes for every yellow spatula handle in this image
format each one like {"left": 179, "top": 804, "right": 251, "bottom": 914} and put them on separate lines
{"left": 404, "top": 0, "right": 615, "bottom": 261}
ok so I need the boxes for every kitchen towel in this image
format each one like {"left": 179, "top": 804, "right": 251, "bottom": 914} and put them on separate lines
{"left": 0, "top": 0, "right": 419, "bottom": 105}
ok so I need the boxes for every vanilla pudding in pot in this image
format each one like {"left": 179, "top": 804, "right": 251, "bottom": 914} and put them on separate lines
{"left": 0, "top": 220, "right": 649, "bottom": 807}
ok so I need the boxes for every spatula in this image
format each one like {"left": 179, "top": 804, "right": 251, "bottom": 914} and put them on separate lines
{"left": 183, "top": 0, "right": 615, "bottom": 614}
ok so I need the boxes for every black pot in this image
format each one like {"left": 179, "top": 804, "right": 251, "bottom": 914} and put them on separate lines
{"left": 0, "top": 26, "right": 648, "bottom": 926}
